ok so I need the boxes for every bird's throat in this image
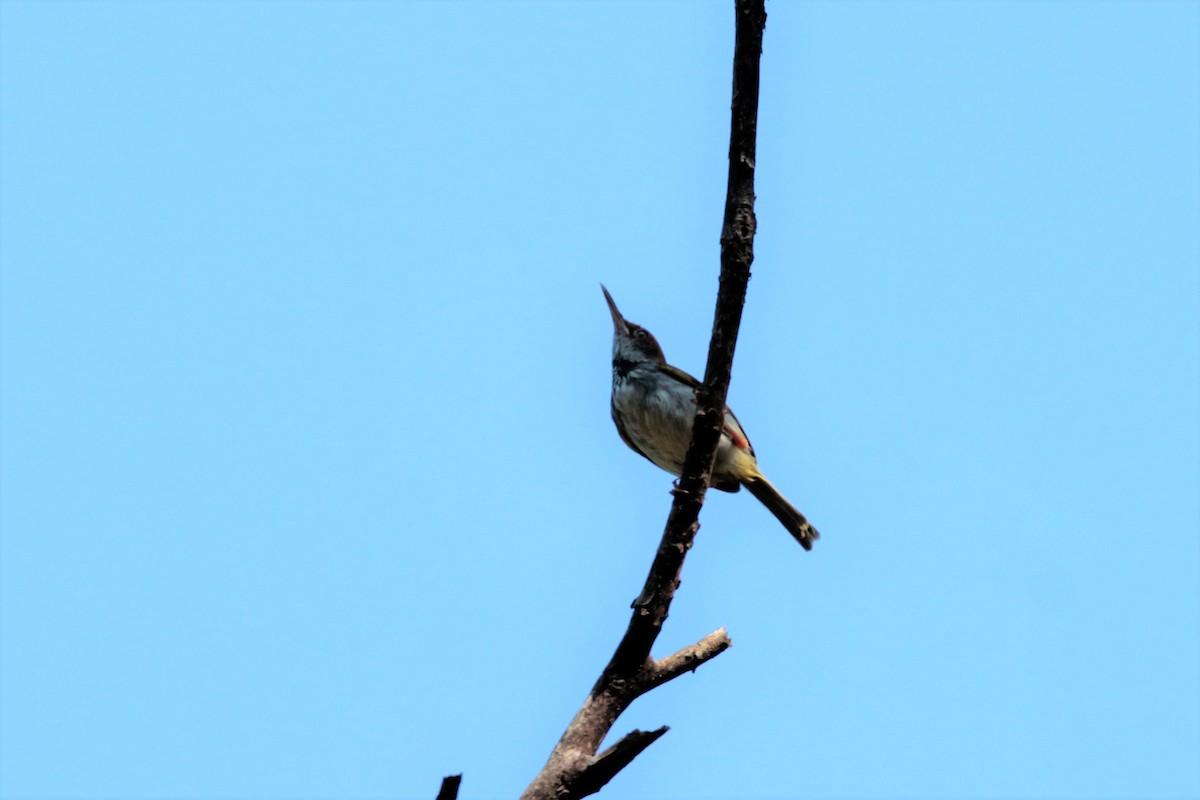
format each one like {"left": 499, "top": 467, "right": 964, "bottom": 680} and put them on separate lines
{"left": 612, "top": 357, "right": 637, "bottom": 379}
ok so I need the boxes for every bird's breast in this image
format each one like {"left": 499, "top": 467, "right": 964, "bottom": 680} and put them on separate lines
{"left": 610, "top": 365, "right": 756, "bottom": 485}
{"left": 611, "top": 372, "right": 698, "bottom": 475}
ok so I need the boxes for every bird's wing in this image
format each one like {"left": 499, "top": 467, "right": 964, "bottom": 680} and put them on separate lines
{"left": 655, "top": 364, "right": 755, "bottom": 455}
{"left": 722, "top": 406, "right": 755, "bottom": 455}
{"left": 655, "top": 363, "right": 701, "bottom": 388}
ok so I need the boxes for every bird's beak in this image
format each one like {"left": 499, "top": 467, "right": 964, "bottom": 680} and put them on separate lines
{"left": 601, "top": 284, "right": 629, "bottom": 336}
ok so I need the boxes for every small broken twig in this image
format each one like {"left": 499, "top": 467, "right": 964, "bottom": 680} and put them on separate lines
{"left": 435, "top": 774, "right": 462, "bottom": 800}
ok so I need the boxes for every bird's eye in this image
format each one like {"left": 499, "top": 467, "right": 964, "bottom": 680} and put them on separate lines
{"left": 635, "top": 329, "right": 647, "bottom": 339}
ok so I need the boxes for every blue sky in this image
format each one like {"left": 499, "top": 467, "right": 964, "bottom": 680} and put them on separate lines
{"left": 2, "top": 1, "right": 1198, "bottom": 798}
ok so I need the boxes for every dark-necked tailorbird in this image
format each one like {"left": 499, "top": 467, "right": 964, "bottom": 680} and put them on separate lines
{"left": 603, "top": 285, "right": 819, "bottom": 550}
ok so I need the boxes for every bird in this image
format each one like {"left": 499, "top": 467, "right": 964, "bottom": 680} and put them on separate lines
{"left": 602, "top": 284, "right": 819, "bottom": 550}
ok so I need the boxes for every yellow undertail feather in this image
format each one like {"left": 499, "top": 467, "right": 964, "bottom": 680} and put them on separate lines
{"left": 741, "top": 473, "right": 819, "bottom": 551}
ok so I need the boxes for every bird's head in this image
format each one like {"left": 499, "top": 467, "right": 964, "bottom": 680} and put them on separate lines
{"left": 602, "top": 284, "right": 666, "bottom": 365}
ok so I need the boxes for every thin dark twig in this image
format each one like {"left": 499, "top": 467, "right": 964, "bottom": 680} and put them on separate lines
{"left": 436, "top": 774, "right": 462, "bottom": 800}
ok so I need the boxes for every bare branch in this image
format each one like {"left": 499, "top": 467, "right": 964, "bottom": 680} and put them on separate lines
{"left": 565, "top": 727, "right": 670, "bottom": 800}
{"left": 645, "top": 628, "right": 733, "bottom": 691}
{"left": 519, "top": 2, "right": 767, "bottom": 796}
{"left": 607, "top": 0, "right": 767, "bottom": 680}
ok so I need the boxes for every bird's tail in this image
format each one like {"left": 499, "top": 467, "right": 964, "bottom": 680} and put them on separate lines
{"left": 741, "top": 472, "right": 819, "bottom": 551}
